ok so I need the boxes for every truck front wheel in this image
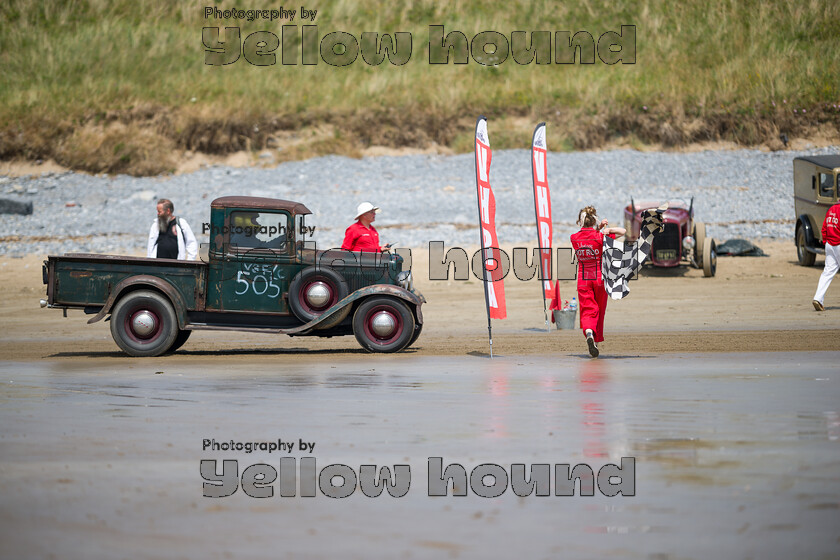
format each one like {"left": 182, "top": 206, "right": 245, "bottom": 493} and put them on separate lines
{"left": 796, "top": 227, "right": 816, "bottom": 266}
{"left": 289, "top": 266, "right": 349, "bottom": 323}
{"left": 406, "top": 322, "right": 423, "bottom": 349}
{"left": 353, "top": 297, "right": 415, "bottom": 353}
{"left": 110, "top": 290, "right": 179, "bottom": 357}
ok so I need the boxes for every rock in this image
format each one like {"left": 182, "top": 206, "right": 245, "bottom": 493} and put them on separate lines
{"left": 130, "top": 190, "right": 157, "bottom": 202}
{"left": 0, "top": 198, "right": 34, "bottom": 215}
{"left": 82, "top": 194, "right": 108, "bottom": 207}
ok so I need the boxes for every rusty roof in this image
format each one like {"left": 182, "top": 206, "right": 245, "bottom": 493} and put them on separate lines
{"left": 211, "top": 196, "right": 312, "bottom": 214}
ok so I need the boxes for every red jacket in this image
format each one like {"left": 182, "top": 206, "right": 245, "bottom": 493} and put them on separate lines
{"left": 341, "top": 222, "right": 380, "bottom": 252}
{"left": 570, "top": 227, "right": 615, "bottom": 283}
{"left": 822, "top": 203, "right": 840, "bottom": 246}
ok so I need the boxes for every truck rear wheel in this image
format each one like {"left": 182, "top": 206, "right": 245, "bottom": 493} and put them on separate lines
{"left": 110, "top": 290, "right": 179, "bottom": 357}
{"left": 353, "top": 297, "right": 415, "bottom": 353}
{"left": 168, "top": 329, "right": 192, "bottom": 353}
{"left": 796, "top": 227, "right": 816, "bottom": 266}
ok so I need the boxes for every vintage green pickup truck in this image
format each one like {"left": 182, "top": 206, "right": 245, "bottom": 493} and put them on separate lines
{"left": 41, "top": 196, "right": 424, "bottom": 356}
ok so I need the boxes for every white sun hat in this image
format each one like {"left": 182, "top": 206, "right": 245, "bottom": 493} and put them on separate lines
{"left": 354, "top": 202, "right": 380, "bottom": 220}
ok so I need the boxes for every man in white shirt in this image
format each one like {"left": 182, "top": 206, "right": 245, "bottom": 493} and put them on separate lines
{"left": 147, "top": 198, "right": 198, "bottom": 260}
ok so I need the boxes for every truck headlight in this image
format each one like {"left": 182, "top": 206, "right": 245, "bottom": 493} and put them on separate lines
{"left": 397, "top": 271, "right": 413, "bottom": 291}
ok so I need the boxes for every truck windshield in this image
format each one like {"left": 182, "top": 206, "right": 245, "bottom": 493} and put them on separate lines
{"left": 228, "top": 211, "right": 289, "bottom": 250}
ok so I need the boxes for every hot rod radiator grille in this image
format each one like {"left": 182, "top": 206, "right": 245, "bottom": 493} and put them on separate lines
{"left": 652, "top": 223, "right": 680, "bottom": 258}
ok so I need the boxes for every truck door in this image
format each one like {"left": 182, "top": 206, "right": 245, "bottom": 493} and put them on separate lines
{"left": 206, "top": 210, "right": 295, "bottom": 313}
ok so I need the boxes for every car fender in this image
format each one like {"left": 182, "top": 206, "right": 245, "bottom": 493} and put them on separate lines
{"left": 86, "top": 275, "right": 188, "bottom": 328}
{"left": 287, "top": 284, "right": 424, "bottom": 334}
{"left": 358, "top": 285, "right": 424, "bottom": 324}
{"left": 797, "top": 214, "right": 821, "bottom": 248}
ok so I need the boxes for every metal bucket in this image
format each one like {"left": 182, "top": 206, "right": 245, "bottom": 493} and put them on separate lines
{"left": 553, "top": 309, "right": 577, "bottom": 330}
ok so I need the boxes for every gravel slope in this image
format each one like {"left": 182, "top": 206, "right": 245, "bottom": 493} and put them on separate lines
{"left": 2, "top": 146, "right": 839, "bottom": 256}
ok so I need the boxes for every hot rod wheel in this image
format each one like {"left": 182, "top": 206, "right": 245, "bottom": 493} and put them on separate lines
{"left": 693, "top": 221, "right": 706, "bottom": 265}
{"left": 703, "top": 238, "right": 717, "bottom": 277}
{"left": 109, "top": 290, "right": 179, "bottom": 357}
{"left": 353, "top": 296, "right": 415, "bottom": 353}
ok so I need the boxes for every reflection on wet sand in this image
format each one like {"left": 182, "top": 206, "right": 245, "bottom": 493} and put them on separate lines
{"left": 0, "top": 352, "right": 837, "bottom": 559}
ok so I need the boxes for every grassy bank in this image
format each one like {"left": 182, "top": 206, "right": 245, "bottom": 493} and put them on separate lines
{"left": 1, "top": 0, "right": 838, "bottom": 174}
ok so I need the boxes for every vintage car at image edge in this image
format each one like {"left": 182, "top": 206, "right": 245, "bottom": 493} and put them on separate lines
{"left": 623, "top": 197, "right": 717, "bottom": 277}
{"left": 793, "top": 154, "right": 840, "bottom": 266}
{"left": 41, "top": 196, "right": 424, "bottom": 356}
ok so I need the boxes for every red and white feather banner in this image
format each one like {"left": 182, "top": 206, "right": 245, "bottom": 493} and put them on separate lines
{"left": 474, "top": 116, "right": 507, "bottom": 320}
{"left": 531, "top": 122, "right": 553, "bottom": 299}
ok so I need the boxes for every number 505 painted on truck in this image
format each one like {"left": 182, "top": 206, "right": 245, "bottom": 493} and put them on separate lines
{"left": 41, "top": 197, "right": 424, "bottom": 357}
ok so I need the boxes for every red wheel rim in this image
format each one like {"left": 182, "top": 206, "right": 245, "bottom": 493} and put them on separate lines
{"left": 124, "top": 308, "right": 163, "bottom": 343}
{"left": 363, "top": 305, "right": 404, "bottom": 345}
{"left": 297, "top": 278, "right": 337, "bottom": 314}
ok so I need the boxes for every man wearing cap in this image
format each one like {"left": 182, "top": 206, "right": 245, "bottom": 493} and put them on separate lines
{"left": 341, "top": 202, "right": 389, "bottom": 252}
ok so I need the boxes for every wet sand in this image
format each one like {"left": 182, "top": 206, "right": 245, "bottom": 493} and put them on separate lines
{"left": 1, "top": 354, "right": 838, "bottom": 559}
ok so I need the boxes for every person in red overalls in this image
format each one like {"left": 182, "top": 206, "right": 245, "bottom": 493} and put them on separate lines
{"left": 570, "top": 206, "right": 626, "bottom": 357}
{"left": 341, "top": 202, "right": 391, "bottom": 252}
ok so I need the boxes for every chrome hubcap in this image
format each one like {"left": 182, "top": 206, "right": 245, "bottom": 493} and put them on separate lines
{"left": 131, "top": 311, "right": 157, "bottom": 337}
{"left": 305, "top": 282, "right": 331, "bottom": 308}
{"left": 370, "top": 311, "right": 396, "bottom": 337}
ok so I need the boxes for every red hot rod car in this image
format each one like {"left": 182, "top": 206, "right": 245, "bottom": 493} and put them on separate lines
{"left": 623, "top": 198, "right": 717, "bottom": 277}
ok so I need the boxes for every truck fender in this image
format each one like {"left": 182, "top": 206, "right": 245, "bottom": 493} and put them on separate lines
{"left": 344, "top": 284, "right": 424, "bottom": 324}
{"left": 86, "top": 275, "right": 188, "bottom": 328}
{"left": 287, "top": 284, "right": 424, "bottom": 335}
{"left": 797, "top": 214, "right": 820, "bottom": 248}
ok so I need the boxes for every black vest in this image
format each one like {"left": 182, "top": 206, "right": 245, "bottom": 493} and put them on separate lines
{"left": 156, "top": 219, "right": 179, "bottom": 259}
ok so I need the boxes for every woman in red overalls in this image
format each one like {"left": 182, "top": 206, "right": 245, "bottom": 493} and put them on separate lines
{"left": 570, "top": 206, "right": 626, "bottom": 357}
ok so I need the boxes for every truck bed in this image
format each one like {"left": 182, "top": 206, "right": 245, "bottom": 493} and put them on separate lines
{"left": 45, "top": 254, "right": 207, "bottom": 310}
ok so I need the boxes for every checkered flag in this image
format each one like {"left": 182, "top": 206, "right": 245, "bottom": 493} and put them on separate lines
{"left": 602, "top": 205, "right": 666, "bottom": 300}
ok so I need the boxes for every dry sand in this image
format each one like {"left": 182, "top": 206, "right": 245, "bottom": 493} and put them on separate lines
{"left": 1, "top": 239, "right": 838, "bottom": 362}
